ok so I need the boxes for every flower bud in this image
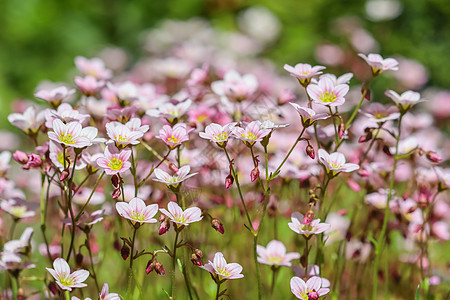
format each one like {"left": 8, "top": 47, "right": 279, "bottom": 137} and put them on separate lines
{"left": 12, "top": 151, "right": 28, "bottom": 164}
{"left": 48, "top": 281, "right": 59, "bottom": 295}
{"left": 194, "top": 249, "right": 203, "bottom": 258}
{"left": 211, "top": 218, "right": 224, "bottom": 234}
{"left": 191, "top": 253, "right": 202, "bottom": 266}
{"left": 75, "top": 253, "right": 84, "bottom": 267}
{"left": 111, "top": 175, "right": 120, "bottom": 189}
{"left": 338, "top": 115, "right": 345, "bottom": 139}
{"left": 113, "top": 239, "right": 121, "bottom": 251}
{"left": 22, "top": 153, "right": 42, "bottom": 170}
{"left": 426, "top": 151, "right": 442, "bottom": 163}
{"left": 159, "top": 219, "right": 170, "bottom": 235}
{"left": 303, "top": 210, "right": 314, "bottom": 225}
{"left": 251, "top": 167, "right": 260, "bottom": 182}
{"left": 60, "top": 168, "right": 70, "bottom": 182}
{"left": 225, "top": 174, "right": 234, "bottom": 189}
{"left": 121, "top": 243, "right": 130, "bottom": 260}
{"left": 155, "top": 262, "right": 165, "bottom": 275}
{"left": 112, "top": 188, "right": 121, "bottom": 199}
{"left": 146, "top": 259, "right": 156, "bottom": 274}
{"left": 307, "top": 291, "right": 320, "bottom": 300}
{"left": 306, "top": 144, "right": 315, "bottom": 159}
{"left": 158, "top": 214, "right": 166, "bottom": 223}
{"left": 169, "top": 163, "right": 179, "bottom": 173}
{"left": 382, "top": 145, "right": 392, "bottom": 156}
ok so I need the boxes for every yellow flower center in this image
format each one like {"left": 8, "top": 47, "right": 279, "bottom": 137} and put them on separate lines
{"left": 267, "top": 256, "right": 283, "bottom": 264}
{"left": 374, "top": 113, "right": 387, "bottom": 119}
{"left": 59, "top": 133, "right": 75, "bottom": 144}
{"left": 213, "top": 131, "right": 229, "bottom": 142}
{"left": 115, "top": 135, "right": 129, "bottom": 142}
{"left": 108, "top": 158, "right": 123, "bottom": 171}
{"left": 167, "top": 135, "right": 179, "bottom": 144}
{"left": 197, "top": 114, "right": 208, "bottom": 123}
{"left": 327, "top": 161, "right": 341, "bottom": 169}
{"left": 319, "top": 91, "right": 337, "bottom": 103}
{"left": 242, "top": 132, "right": 257, "bottom": 140}
{"left": 217, "top": 267, "right": 231, "bottom": 279}
{"left": 129, "top": 211, "right": 146, "bottom": 222}
{"left": 57, "top": 273, "right": 75, "bottom": 287}
{"left": 173, "top": 214, "right": 188, "bottom": 224}
{"left": 10, "top": 206, "right": 27, "bottom": 217}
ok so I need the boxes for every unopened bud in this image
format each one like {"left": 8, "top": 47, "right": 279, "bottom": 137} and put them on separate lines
{"left": 169, "top": 163, "right": 179, "bottom": 172}
{"left": 121, "top": 243, "right": 130, "bottom": 260}
{"left": 191, "top": 253, "right": 202, "bottom": 266}
{"left": 158, "top": 214, "right": 166, "bottom": 223}
{"left": 382, "top": 145, "right": 392, "bottom": 156}
{"left": 113, "top": 239, "right": 121, "bottom": 251}
{"left": 225, "top": 174, "right": 234, "bottom": 189}
{"left": 307, "top": 290, "right": 320, "bottom": 300}
{"left": 358, "top": 130, "right": 372, "bottom": 143}
{"left": 12, "top": 151, "right": 28, "bottom": 164}
{"left": 362, "top": 82, "right": 371, "bottom": 101}
{"left": 251, "top": 167, "right": 260, "bottom": 182}
{"left": 22, "top": 153, "right": 42, "bottom": 170}
{"left": 48, "top": 282, "right": 59, "bottom": 295}
{"left": 112, "top": 188, "right": 121, "bottom": 199}
{"left": 194, "top": 249, "right": 203, "bottom": 258}
{"left": 75, "top": 253, "right": 83, "bottom": 267}
{"left": 159, "top": 219, "right": 170, "bottom": 235}
{"left": 211, "top": 218, "right": 224, "bottom": 234}
{"left": 155, "top": 262, "right": 165, "bottom": 275}
{"left": 111, "top": 175, "right": 120, "bottom": 189}
{"left": 303, "top": 210, "right": 314, "bottom": 224}
{"left": 426, "top": 151, "right": 442, "bottom": 163}
{"left": 145, "top": 259, "right": 156, "bottom": 274}
{"left": 358, "top": 169, "right": 370, "bottom": 177}
{"left": 60, "top": 169, "right": 70, "bottom": 181}
{"left": 306, "top": 144, "right": 315, "bottom": 159}
{"left": 338, "top": 115, "right": 345, "bottom": 139}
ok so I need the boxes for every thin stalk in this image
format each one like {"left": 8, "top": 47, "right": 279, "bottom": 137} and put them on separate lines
{"left": 215, "top": 281, "right": 222, "bottom": 300}
{"left": 9, "top": 219, "right": 17, "bottom": 240}
{"left": 271, "top": 127, "right": 306, "bottom": 179}
{"left": 75, "top": 172, "right": 105, "bottom": 221}
{"left": 131, "top": 149, "right": 138, "bottom": 197}
{"left": 11, "top": 274, "right": 18, "bottom": 300}
{"left": 65, "top": 152, "right": 79, "bottom": 262}
{"left": 270, "top": 267, "right": 279, "bottom": 296}
{"left": 86, "top": 232, "right": 100, "bottom": 294}
{"left": 138, "top": 149, "right": 171, "bottom": 187}
{"left": 329, "top": 107, "right": 339, "bottom": 145}
{"left": 126, "top": 226, "right": 138, "bottom": 300}
{"left": 171, "top": 230, "right": 180, "bottom": 298}
{"left": 304, "top": 238, "right": 309, "bottom": 277}
{"left": 64, "top": 290, "right": 70, "bottom": 300}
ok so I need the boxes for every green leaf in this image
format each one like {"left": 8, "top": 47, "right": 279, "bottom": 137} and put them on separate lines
{"left": 415, "top": 284, "right": 420, "bottom": 300}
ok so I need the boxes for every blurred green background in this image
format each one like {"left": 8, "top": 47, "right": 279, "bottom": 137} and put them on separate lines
{"left": 0, "top": 0, "right": 449, "bottom": 122}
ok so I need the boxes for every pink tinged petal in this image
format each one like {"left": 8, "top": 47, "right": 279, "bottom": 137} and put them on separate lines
{"left": 288, "top": 222, "right": 300, "bottom": 234}
{"left": 283, "top": 64, "right": 297, "bottom": 74}
{"left": 343, "top": 163, "right": 359, "bottom": 172}
{"left": 48, "top": 132, "right": 60, "bottom": 142}
{"left": 129, "top": 197, "right": 146, "bottom": 212}
{"left": 71, "top": 270, "right": 90, "bottom": 283}
{"left": 183, "top": 207, "right": 202, "bottom": 222}
{"left": 319, "top": 77, "right": 334, "bottom": 92}
{"left": 168, "top": 201, "right": 183, "bottom": 216}
{"left": 119, "top": 149, "right": 132, "bottom": 162}
{"left": 226, "top": 263, "right": 243, "bottom": 274}
{"left": 213, "top": 252, "right": 227, "bottom": 270}
{"left": 116, "top": 202, "right": 132, "bottom": 218}
{"left": 306, "top": 84, "right": 322, "bottom": 101}
{"left": 200, "top": 264, "right": 215, "bottom": 273}
{"left": 120, "top": 161, "right": 131, "bottom": 172}
{"left": 290, "top": 276, "right": 307, "bottom": 296}
{"left": 177, "top": 166, "right": 191, "bottom": 178}
{"left": 333, "top": 84, "right": 350, "bottom": 98}
{"left": 66, "top": 122, "right": 82, "bottom": 136}
{"left": 291, "top": 212, "right": 304, "bottom": 223}
{"left": 318, "top": 288, "right": 330, "bottom": 296}
{"left": 46, "top": 267, "right": 59, "bottom": 280}
{"left": 96, "top": 157, "right": 109, "bottom": 168}
{"left": 53, "top": 257, "right": 71, "bottom": 275}
{"left": 159, "top": 208, "right": 173, "bottom": 220}
{"left": 142, "top": 204, "right": 159, "bottom": 219}
{"left": 306, "top": 276, "right": 322, "bottom": 291}
{"left": 315, "top": 223, "right": 331, "bottom": 234}
{"left": 154, "top": 169, "right": 171, "bottom": 181}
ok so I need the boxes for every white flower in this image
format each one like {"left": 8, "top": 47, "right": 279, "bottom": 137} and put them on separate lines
{"left": 46, "top": 258, "right": 89, "bottom": 291}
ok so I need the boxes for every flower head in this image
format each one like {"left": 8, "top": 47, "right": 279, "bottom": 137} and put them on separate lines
{"left": 74, "top": 75, "right": 105, "bottom": 96}
{"left": 257, "top": 240, "right": 300, "bottom": 267}
{"left": 100, "top": 283, "right": 120, "bottom": 300}
{"left": 75, "top": 56, "right": 112, "bottom": 79}
{"left": 115, "top": 197, "right": 158, "bottom": 225}
{"left": 306, "top": 77, "right": 349, "bottom": 107}
{"left": 96, "top": 145, "right": 132, "bottom": 175}
{"left": 45, "top": 103, "right": 90, "bottom": 129}
{"left": 46, "top": 258, "right": 89, "bottom": 291}
{"left": 48, "top": 119, "right": 97, "bottom": 148}
{"left": 289, "top": 103, "right": 329, "bottom": 127}
{"left": 283, "top": 63, "right": 326, "bottom": 86}
{"left": 232, "top": 121, "right": 272, "bottom": 146}
{"left": 154, "top": 165, "right": 197, "bottom": 187}
{"left": 318, "top": 149, "right": 359, "bottom": 175}
{"left": 147, "top": 100, "right": 192, "bottom": 122}
{"left": 385, "top": 90, "right": 424, "bottom": 112}
{"left": 358, "top": 53, "right": 399, "bottom": 75}
{"left": 360, "top": 102, "right": 400, "bottom": 123}
{"left": 199, "top": 122, "right": 237, "bottom": 147}
{"left": 8, "top": 106, "right": 45, "bottom": 135}
{"left": 106, "top": 121, "right": 145, "bottom": 148}
{"left": 288, "top": 212, "right": 330, "bottom": 237}
{"left": 157, "top": 123, "right": 190, "bottom": 149}
{"left": 290, "top": 276, "right": 330, "bottom": 300}
{"left": 200, "top": 252, "right": 244, "bottom": 280}
{"left": 34, "top": 86, "right": 75, "bottom": 107}
{"left": 159, "top": 202, "right": 202, "bottom": 227}
{"left": 1, "top": 198, "right": 36, "bottom": 219}
{"left": 211, "top": 70, "right": 258, "bottom": 102}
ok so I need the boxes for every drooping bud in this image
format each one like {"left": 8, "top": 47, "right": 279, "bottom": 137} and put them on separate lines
{"left": 306, "top": 144, "right": 315, "bottom": 159}
{"left": 338, "top": 115, "right": 345, "bottom": 139}
{"left": 426, "top": 151, "right": 442, "bottom": 163}
{"left": 191, "top": 253, "right": 202, "bottom": 266}
{"left": 362, "top": 82, "right": 371, "bottom": 101}
{"left": 22, "top": 153, "right": 42, "bottom": 170}
{"left": 169, "top": 163, "right": 179, "bottom": 173}
{"left": 155, "top": 262, "right": 165, "bottom": 275}
{"left": 358, "top": 169, "right": 370, "bottom": 177}
{"left": 194, "top": 249, "right": 203, "bottom": 258}
{"left": 211, "top": 218, "right": 224, "bottom": 234}
{"left": 307, "top": 290, "right": 320, "bottom": 300}
{"left": 225, "top": 174, "right": 234, "bottom": 189}
{"left": 159, "top": 219, "right": 170, "bottom": 235}
{"left": 277, "top": 89, "right": 296, "bottom": 105}
{"left": 146, "top": 259, "right": 156, "bottom": 274}
{"left": 75, "top": 253, "right": 84, "bottom": 267}
{"left": 251, "top": 167, "right": 260, "bottom": 182}
{"left": 48, "top": 282, "right": 59, "bottom": 295}
{"left": 111, "top": 174, "right": 120, "bottom": 189}
{"left": 303, "top": 210, "right": 314, "bottom": 225}
{"left": 121, "top": 243, "right": 130, "bottom": 260}
{"left": 59, "top": 168, "right": 70, "bottom": 182}
{"left": 158, "top": 214, "right": 166, "bottom": 223}
{"left": 112, "top": 188, "right": 121, "bottom": 199}
{"left": 382, "top": 145, "right": 392, "bottom": 156}
{"left": 12, "top": 151, "right": 28, "bottom": 164}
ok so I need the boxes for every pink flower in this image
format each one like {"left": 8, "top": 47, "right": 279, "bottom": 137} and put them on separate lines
{"left": 293, "top": 265, "right": 331, "bottom": 288}
{"left": 232, "top": 121, "right": 272, "bottom": 146}
{"left": 306, "top": 77, "right": 349, "bottom": 107}
{"left": 34, "top": 86, "right": 75, "bottom": 106}
{"left": 290, "top": 276, "right": 330, "bottom": 300}
{"left": 75, "top": 56, "right": 112, "bottom": 79}
{"left": 1, "top": 198, "right": 37, "bottom": 219}
{"left": 8, "top": 106, "right": 45, "bottom": 135}
{"left": 146, "top": 100, "right": 192, "bottom": 122}
{"left": 105, "top": 121, "right": 145, "bottom": 147}
{"left": 211, "top": 70, "right": 258, "bottom": 102}
{"left": 49, "top": 142, "right": 86, "bottom": 171}
{"left": 74, "top": 76, "right": 105, "bottom": 96}
{"left": 289, "top": 103, "right": 329, "bottom": 127}
{"left": 256, "top": 240, "right": 300, "bottom": 267}
{"left": 385, "top": 90, "right": 424, "bottom": 111}
{"left": 96, "top": 145, "right": 132, "bottom": 175}
{"left": 435, "top": 168, "right": 450, "bottom": 189}
{"left": 48, "top": 119, "right": 97, "bottom": 148}
{"left": 283, "top": 63, "right": 326, "bottom": 86}
{"left": 199, "top": 122, "right": 237, "bottom": 147}
{"left": 359, "top": 102, "right": 400, "bottom": 123}
{"left": 288, "top": 212, "right": 330, "bottom": 237}
{"left": 99, "top": 283, "right": 120, "bottom": 300}
{"left": 318, "top": 149, "right": 359, "bottom": 175}
{"left": 45, "top": 103, "right": 90, "bottom": 129}
{"left": 106, "top": 81, "right": 139, "bottom": 102}
{"left": 358, "top": 53, "right": 399, "bottom": 75}
{"left": 115, "top": 197, "right": 158, "bottom": 225}
{"left": 159, "top": 202, "right": 203, "bottom": 227}
{"left": 200, "top": 252, "right": 244, "bottom": 280}
{"left": 153, "top": 165, "right": 197, "bottom": 187}
{"left": 157, "top": 123, "right": 190, "bottom": 149}
{"left": 46, "top": 258, "right": 89, "bottom": 291}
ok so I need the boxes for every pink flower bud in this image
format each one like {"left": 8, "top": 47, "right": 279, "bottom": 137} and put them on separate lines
{"left": 426, "top": 151, "right": 442, "bottom": 163}
{"left": 48, "top": 282, "right": 59, "bottom": 295}
{"left": 159, "top": 219, "right": 170, "bottom": 235}
{"left": 12, "top": 151, "right": 28, "bottom": 164}
{"left": 155, "top": 262, "right": 165, "bottom": 275}
{"left": 307, "top": 290, "right": 320, "bottom": 300}
{"left": 111, "top": 174, "right": 120, "bottom": 189}
{"left": 303, "top": 210, "right": 314, "bottom": 224}
{"left": 306, "top": 144, "right": 315, "bottom": 159}
{"left": 22, "top": 153, "right": 42, "bottom": 169}
{"left": 60, "top": 169, "right": 70, "bottom": 182}
{"left": 75, "top": 253, "right": 84, "bottom": 267}
{"left": 211, "top": 218, "right": 224, "bottom": 234}
{"left": 191, "top": 253, "right": 202, "bottom": 266}
{"left": 146, "top": 259, "right": 156, "bottom": 274}
{"left": 112, "top": 188, "right": 121, "bottom": 199}
{"left": 251, "top": 167, "right": 260, "bottom": 182}
{"left": 169, "top": 163, "right": 179, "bottom": 173}
{"left": 225, "top": 174, "right": 234, "bottom": 189}
{"left": 121, "top": 243, "right": 130, "bottom": 260}
{"left": 358, "top": 169, "right": 370, "bottom": 177}
{"left": 338, "top": 116, "right": 345, "bottom": 139}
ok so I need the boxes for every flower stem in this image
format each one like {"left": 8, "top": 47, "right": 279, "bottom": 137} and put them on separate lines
{"left": 11, "top": 274, "right": 18, "bottom": 300}
{"left": 270, "top": 267, "right": 279, "bottom": 296}
{"left": 64, "top": 290, "right": 70, "bottom": 300}
{"left": 171, "top": 230, "right": 180, "bottom": 298}
{"left": 271, "top": 127, "right": 306, "bottom": 180}
{"left": 215, "top": 281, "right": 222, "bottom": 300}
{"left": 126, "top": 226, "right": 138, "bottom": 300}
{"left": 75, "top": 172, "right": 105, "bottom": 221}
